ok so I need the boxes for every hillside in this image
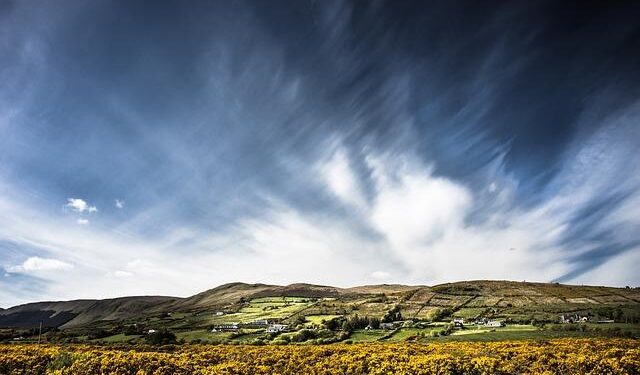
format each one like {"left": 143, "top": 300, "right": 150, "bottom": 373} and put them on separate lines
{"left": 1, "top": 281, "right": 639, "bottom": 333}
{"left": 0, "top": 296, "right": 180, "bottom": 329}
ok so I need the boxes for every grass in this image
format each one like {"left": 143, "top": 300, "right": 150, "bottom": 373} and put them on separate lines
{"left": 418, "top": 328, "right": 619, "bottom": 342}
{"left": 175, "top": 328, "right": 266, "bottom": 343}
{"left": 97, "top": 333, "right": 141, "bottom": 343}
{"left": 451, "top": 324, "right": 537, "bottom": 336}
{"left": 453, "top": 308, "right": 487, "bottom": 319}
{"left": 304, "top": 315, "right": 342, "bottom": 325}
{"left": 198, "top": 298, "right": 314, "bottom": 325}
{"left": 175, "top": 330, "right": 231, "bottom": 342}
{"left": 348, "top": 329, "right": 386, "bottom": 342}
{"left": 382, "top": 328, "right": 424, "bottom": 342}
{"left": 251, "top": 297, "right": 310, "bottom": 303}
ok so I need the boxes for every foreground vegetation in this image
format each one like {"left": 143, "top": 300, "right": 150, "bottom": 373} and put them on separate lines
{"left": 1, "top": 338, "right": 638, "bottom": 374}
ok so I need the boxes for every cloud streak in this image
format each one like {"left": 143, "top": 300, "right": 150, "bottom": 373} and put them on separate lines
{"left": 0, "top": 0, "right": 639, "bottom": 306}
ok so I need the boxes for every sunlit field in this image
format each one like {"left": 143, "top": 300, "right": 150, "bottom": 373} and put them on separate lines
{"left": 1, "top": 338, "right": 638, "bottom": 374}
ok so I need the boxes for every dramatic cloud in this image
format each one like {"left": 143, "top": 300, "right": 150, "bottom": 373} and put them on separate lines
{"left": 320, "top": 149, "right": 367, "bottom": 209}
{"left": 0, "top": 0, "right": 639, "bottom": 306}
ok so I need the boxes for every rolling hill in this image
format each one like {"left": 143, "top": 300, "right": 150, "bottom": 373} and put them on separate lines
{"left": 0, "top": 296, "right": 179, "bottom": 328}
{"left": 1, "top": 280, "right": 639, "bottom": 331}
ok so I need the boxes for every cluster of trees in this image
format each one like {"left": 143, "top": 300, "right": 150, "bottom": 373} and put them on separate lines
{"left": 425, "top": 308, "right": 452, "bottom": 322}
{"left": 145, "top": 329, "right": 177, "bottom": 345}
{"left": 382, "top": 306, "right": 402, "bottom": 323}
{"left": 123, "top": 325, "right": 144, "bottom": 336}
{"left": 289, "top": 329, "right": 317, "bottom": 342}
{"left": 323, "top": 315, "right": 380, "bottom": 332}
{"left": 87, "top": 329, "right": 112, "bottom": 340}
{"left": 429, "top": 323, "right": 454, "bottom": 337}
{"left": 547, "top": 324, "right": 638, "bottom": 338}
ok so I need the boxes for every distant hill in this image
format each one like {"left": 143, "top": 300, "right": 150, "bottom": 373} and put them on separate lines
{"left": 1, "top": 280, "right": 638, "bottom": 329}
{"left": 0, "top": 296, "right": 179, "bottom": 328}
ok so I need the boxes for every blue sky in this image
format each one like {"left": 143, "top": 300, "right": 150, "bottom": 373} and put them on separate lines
{"left": 1, "top": 1, "right": 640, "bottom": 306}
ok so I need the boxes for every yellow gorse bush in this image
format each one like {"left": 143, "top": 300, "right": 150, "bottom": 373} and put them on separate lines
{"left": 0, "top": 338, "right": 638, "bottom": 374}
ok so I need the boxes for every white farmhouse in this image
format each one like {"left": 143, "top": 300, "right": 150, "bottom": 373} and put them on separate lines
{"left": 266, "top": 324, "right": 288, "bottom": 333}
{"left": 485, "top": 320, "right": 503, "bottom": 327}
{"left": 212, "top": 323, "right": 239, "bottom": 332}
{"left": 380, "top": 322, "right": 395, "bottom": 330}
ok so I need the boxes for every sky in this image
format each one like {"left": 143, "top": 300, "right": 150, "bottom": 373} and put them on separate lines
{"left": 1, "top": 0, "right": 640, "bottom": 307}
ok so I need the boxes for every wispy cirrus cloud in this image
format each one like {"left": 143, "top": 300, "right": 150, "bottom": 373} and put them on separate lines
{"left": 0, "top": 0, "right": 638, "bottom": 307}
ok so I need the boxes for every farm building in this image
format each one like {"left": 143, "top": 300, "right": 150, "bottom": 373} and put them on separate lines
{"left": 560, "top": 314, "right": 589, "bottom": 323}
{"left": 212, "top": 323, "right": 239, "bottom": 332}
{"left": 380, "top": 322, "right": 395, "bottom": 330}
{"left": 485, "top": 320, "right": 503, "bottom": 327}
{"left": 266, "top": 324, "right": 288, "bottom": 333}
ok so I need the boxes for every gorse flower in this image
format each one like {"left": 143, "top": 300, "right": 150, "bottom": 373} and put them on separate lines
{"left": 0, "top": 338, "right": 638, "bottom": 374}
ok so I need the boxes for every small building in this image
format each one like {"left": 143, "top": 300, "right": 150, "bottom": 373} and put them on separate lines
{"left": 485, "top": 320, "right": 503, "bottom": 327}
{"left": 560, "top": 314, "right": 575, "bottom": 323}
{"left": 215, "top": 311, "right": 225, "bottom": 316}
{"left": 560, "top": 314, "right": 589, "bottom": 324}
{"left": 212, "top": 323, "right": 239, "bottom": 332}
{"left": 251, "top": 319, "right": 269, "bottom": 326}
{"left": 596, "top": 319, "right": 615, "bottom": 324}
{"left": 380, "top": 322, "right": 395, "bottom": 330}
{"left": 266, "top": 324, "right": 288, "bottom": 333}
{"left": 453, "top": 318, "right": 464, "bottom": 328}
{"left": 147, "top": 329, "right": 157, "bottom": 334}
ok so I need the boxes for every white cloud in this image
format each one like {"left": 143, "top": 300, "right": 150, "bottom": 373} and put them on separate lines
{"left": 360, "top": 153, "right": 566, "bottom": 282}
{"left": 106, "top": 270, "right": 133, "bottom": 278}
{"left": 76, "top": 218, "right": 89, "bottom": 225}
{"left": 115, "top": 199, "right": 124, "bottom": 209}
{"left": 320, "top": 149, "right": 366, "bottom": 209}
{"left": 570, "top": 247, "right": 640, "bottom": 287}
{"left": 370, "top": 271, "right": 390, "bottom": 280}
{"left": 6, "top": 256, "right": 73, "bottom": 273}
{"left": 371, "top": 170, "right": 472, "bottom": 250}
{"left": 0, "top": 106, "right": 639, "bottom": 307}
{"left": 65, "top": 198, "right": 97, "bottom": 213}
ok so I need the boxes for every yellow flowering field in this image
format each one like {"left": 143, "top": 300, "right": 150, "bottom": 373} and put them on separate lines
{"left": 0, "top": 338, "right": 638, "bottom": 374}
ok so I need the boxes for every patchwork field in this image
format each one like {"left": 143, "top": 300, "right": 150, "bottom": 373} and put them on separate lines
{"left": 1, "top": 281, "right": 639, "bottom": 346}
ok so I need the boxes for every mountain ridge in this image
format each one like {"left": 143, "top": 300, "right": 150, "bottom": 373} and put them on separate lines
{"left": 1, "top": 280, "right": 638, "bottom": 330}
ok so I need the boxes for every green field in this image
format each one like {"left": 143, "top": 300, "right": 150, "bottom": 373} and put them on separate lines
{"left": 383, "top": 328, "right": 424, "bottom": 342}
{"left": 349, "top": 329, "right": 386, "bottom": 342}
{"left": 3, "top": 281, "right": 639, "bottom": 346}
{"left": 304, "top": 315, "right": 342, "bottom": 325}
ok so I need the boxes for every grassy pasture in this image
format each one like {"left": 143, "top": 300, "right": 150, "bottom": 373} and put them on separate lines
{"left": 349, "top": 329, "right": 386, "bottom": 342}
{"left": 304, "top": 315, "right": 342, "bottom": 325}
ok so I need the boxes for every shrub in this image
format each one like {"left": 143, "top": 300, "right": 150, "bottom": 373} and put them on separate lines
{"left": 145, "top": 330, "right": 177, "bottom": 345}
